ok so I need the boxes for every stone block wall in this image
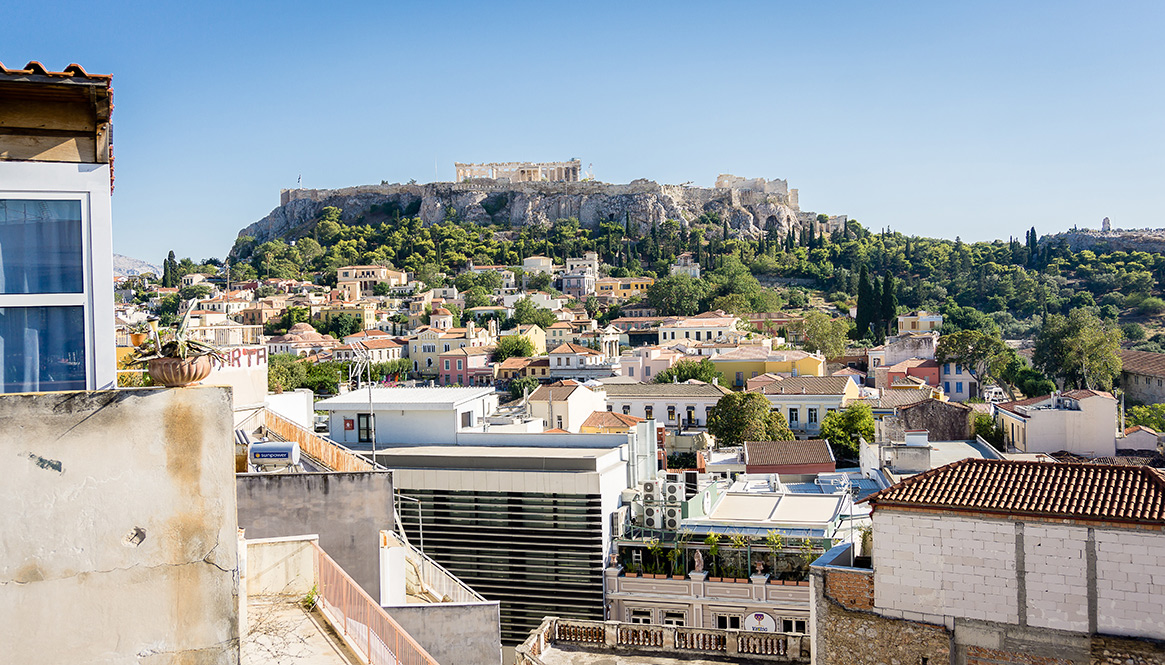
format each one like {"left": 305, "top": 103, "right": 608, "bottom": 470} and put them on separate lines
{"left": 1024, "top": 524, "right": 1089, "bottom": 633}
{"left": 875, "top": 512, "right": 1018, "bottom": 623}
{"left": 1091, "top": 634, "right": 1165, "bottom": 664}
{"left": 964, "top": 645, "right": 1073, "bottom": 665}
{"left": 1095, "top": 529, "right": 1165, "bottom": 639}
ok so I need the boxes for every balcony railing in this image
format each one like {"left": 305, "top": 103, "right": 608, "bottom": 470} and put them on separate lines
{"left": 239, "top": 407, "right": 379, "bottom": 473}
{"left": 312, "top": 542, "right": 440, "bottom": 665}
{"left": 516, "top": 617, "right": 807, "bottom": 664}
{"left": 385, "top": 531, "right": 485, "bottom": 605}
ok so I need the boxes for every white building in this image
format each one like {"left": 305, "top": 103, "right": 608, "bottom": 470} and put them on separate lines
{"left": 316, "top": 386, "right": 499, "bottom": 448}
{"left": 0, "top": 62, "right": 116, "bottom": 393}
{"left": 669, "top": 252, "right": 701, "bottom": 279}
{"left": 565, "top": 251, "right": 600, "bottom": 276}
{"left": 658, "top": 310, "right": 741, "bottom": 345}
{"left": 522, "top": 256, "right": 554, "bottom": 275}
{"left": 527, "top": 380, "right": 608, "bottom": 432}
{"left": 599, "top": 381, "right": 732, "bottom": 430}
{"left": 939, "top": 361, "right": 979, "bottom": 401}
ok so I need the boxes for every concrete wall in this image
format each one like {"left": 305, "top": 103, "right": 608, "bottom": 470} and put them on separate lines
{"left": 384, "top": 603, "right": 502, "bottom": 665}
{"left": 244, "top": 534, "right": 318, "bottom": 597}
{"left": 236, "top": 471, "right": 393, "bottom": 598}
{"left": 0, "top": 387, "right": 239, "bottom": 664}
{"left": 265, "top": 389, "right": 314, "bottom": 429}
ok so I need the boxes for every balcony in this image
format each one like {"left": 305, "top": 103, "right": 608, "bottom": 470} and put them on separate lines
{"left": 517, "top": 617, "right": 808, "bottom": 664}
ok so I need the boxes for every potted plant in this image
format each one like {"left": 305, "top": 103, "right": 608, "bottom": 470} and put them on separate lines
{"left": 127, "top": 310, "right": 225, "bottom": 387}
{"left": 669, "top": 530, "right": 692, "bottom": 579}
{"left": 730, "top": 533, "right": 750, "bottom": 582}
{"left": 646, "top": 539, "right": 665, "bottom": 578}
{"left": 704, "top": 534, "right": 722, "bottom": 582}
{"left": 127, "top": 320, "right": 152, "bottom": 347}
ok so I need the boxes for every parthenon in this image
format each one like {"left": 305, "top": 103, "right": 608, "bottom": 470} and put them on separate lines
{"left": 455, "top": 159, "right": 582, "bottom": 183}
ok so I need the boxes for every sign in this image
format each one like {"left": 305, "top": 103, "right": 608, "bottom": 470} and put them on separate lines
{"left": 344, "top": 418, "right": 355, "bottom": 431}
{"left": 743, "top": 612, "right": 777, "bottom": 633}
{"left": 205, "top": 345, "right": 269, "bottom": 408}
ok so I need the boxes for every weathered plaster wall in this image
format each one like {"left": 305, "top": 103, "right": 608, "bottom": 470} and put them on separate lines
{"left": 0, "top": 387, "right": 240, "bottom": 665}
{"left": 236, "top": 471, "right": 393, "bottom": 599}
{"left": 385, "top": 603, "right": 503, "bottom": 665}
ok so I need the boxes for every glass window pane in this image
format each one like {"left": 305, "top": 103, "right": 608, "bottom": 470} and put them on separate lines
{"left": 0, "top": 306, "right": 86, "bottom": 392}
{"left": 0, "top": 200, "right": 84, "bottom": 294}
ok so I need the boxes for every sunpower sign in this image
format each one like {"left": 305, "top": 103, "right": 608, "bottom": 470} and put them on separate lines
{"left": 743, "top": 611, "right": 777, "bottom": 632}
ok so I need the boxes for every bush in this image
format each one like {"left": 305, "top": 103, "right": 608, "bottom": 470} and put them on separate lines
{"left": 1121, "top": 322, "right": 1147, "bottom": 342}
{"left": 1138, "top": 297, "right": 1165, "bottom": 315}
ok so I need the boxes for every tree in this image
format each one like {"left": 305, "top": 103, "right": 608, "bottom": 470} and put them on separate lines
{"left": 854, "top": 266, "right": 873, "bottom": 339}
{"left": 527, "top": 272, "right": 553, "bottom": 292}
{"left": 372, "top": 358, "right": 412, "bottom": 381}
{"left": 302, "top": 361, "right": 348, "bottom": 395}
{"left": 935, "top": 329, "right": 1009, "bottom": 388}
{"left": 512, "top": 297, "right": 558, "bottom": 329}
{"left": 707, "top": 392, "right": 794, "bottom": 447}
{"left": 973, "top": 413, "right": 1005, "bottom": 451}
{"left": 493, "top": 335, "right": 535, "bottom": 362}
{"left": 162, "top": 250, "right": 178, "bottom": 288}
{"left": 1127, "top": 403, "right": 1165, "bottom": 431}
{"left": 508, "top": 376, "right": 541, "bottom": 402}
{"left": 1033, "top": 309, "right": 1123, "bottom": 391}
{"left": 819, "top": 403, "right": 875, "bottom": 459}
{"left": 801, "top": 311, "right": 853, "bottom": 359}
{"left": 179, "top": 283, "right": 213, "bottom": 301}
{"left": 652, "top": 358, "right": 723, "bottom": 384}
{"left": 324, "top": 314, "right": 363, "bottom": 339}
{"left": 647, "top": 274, "right": 710, "bottom": 316}
{"left": 268, "top": 353, "right": 307, "bottom": 393}
{"left": 372, "top": 282, "right": 392, "bottom": 296}
{"left": 881, "top": 274, "right": 898, "bottom": 334}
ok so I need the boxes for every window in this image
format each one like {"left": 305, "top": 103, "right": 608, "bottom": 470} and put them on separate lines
{"left": 443, "top": 343, "right": 450, "bottom": 352}
{"left": 444, "top": 359, "right": 450, "bottom": 370}
{"left": 808, "top": 408, "right": 818, "bottom": 424}
{"left": 736, "top": 372, "right": 744, "bottom": 386}
{"left": 667, "top": 406, "right": 676, "bottom": 421}
{"left": 662, "top": 611, "right": 686, "bottom": 626}
{"left": 782, "top": 619, "right": 807, "bottom": 633}
{"left": 645, "top": 406, "right": 653, "bottom": 419}
{"left": 716, "top": 614, "right": 741, "bottom": 630}
{"left": 457, "top": 359, "right": 463, "bottom": 370}
{"left": 944, "top": 382, "right": 950, "bottom": 394}
{"left": 607, "top": 405, "right": 613, "bottom": 411}
{"left": 629, "top": 609, "right": 652, "bottom": 624}
{"left": 695, "top": 331, "right": 701, "bottom": 341}
{"left": 956, "top": 381, "right": 963, "bottom": 394}
{"left": 556, "top": 416, "right": 563, "bottom": 429}
{"left": 943, "top": 363, "right": 950, "bottom": 374}
{"left": 685, "top": 331, "right": 690, "bottom": 338}
{"left": 686, "top": 407, "right": 696, "bottom": 425}
{"left": 645, "top": 366, "right": 651, "bottom": 376}
{"left": 628, "top": 366, "right": 635, "bottom": 377}
{"left": 443, "top": 374, "right": 450, "bottom": 384}
{"left": 623, "top": 405, "right": 631, "bottom": 415}
{"left": 357, "top": 413, "right": 373, "bottom": 443}
{"left": 788, "top": 408, "right": 799, "bottom": 424}
{"left": 955, "top": 364, "right": 963, "bottom": 375}
{"left": 0, "top": 199, "right": 92, "bottom": 393}
{"left": 461, "top": 411, "right": 472, "bottom": 427}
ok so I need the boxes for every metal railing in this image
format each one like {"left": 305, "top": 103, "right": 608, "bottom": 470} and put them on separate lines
{"left": 312, "top": 542, "right": 440, "bottom": 665}
{"left": 256, "top": 408, "right": 380, "bottom": 473}
{"left": 385, "top": 531, "right": 485, "bottom": 605}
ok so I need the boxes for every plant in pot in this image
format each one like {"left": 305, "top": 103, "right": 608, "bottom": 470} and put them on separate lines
{"left": 764, "top": 529, "right": 785, "bottom": 581}
{"left": 730, "top": 533, "right": 750, "bottom": 582}
{"left": 127, "top": 320, "right": 152, "bottom": 347}
{"left": 127, "top": 310, "right": 225, "bottom": 387}
{"left": 668, "top": 530, "right": 692, "bottom": 579}
{"left": 646, "top": 538, "right": 664, "bottom": 578}
{"left": 704, "top": 533, "right": 721, "bottom": 581}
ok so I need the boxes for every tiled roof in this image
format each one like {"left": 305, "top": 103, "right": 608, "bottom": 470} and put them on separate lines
{"left": 550, "top": 343, "right": 602, "bottom": 355}
{"left": 1120, "top": 349, "right": 1165, "bottom": 378}
{"left": 498, "top": 356, "right": 533, "bottom": 370}
{"left": 0, "top": 60, "right": 111, "bottom": 82}
{"left": 528, "top": 383, "right": 582, "bottom": 402}
{"left": 752, "top": 376, "right": 853, "bottom": 396}
{"left": 864, "top": 458, "right": 1165, "bottom": 524}
{"left": 600, "top": 382, "right": 732, "bottom": 398}
{"left": 847, "top": 389, "right": 932, "bottom": 410}
{"left": 745, "top": 440, "right": 834, "bottom": 467}
{"left": 581, "top": 411, "right": 645, "bottom": 429}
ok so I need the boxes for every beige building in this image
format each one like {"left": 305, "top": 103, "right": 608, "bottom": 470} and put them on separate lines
{"left": 337, "top": 264, "right": 409, "bottom": 300}
{"left": 527, "top": 380, "right": 608, "bottom": 433}
{"left": 658, "top": 310, "right": 742, "bottom": 345}
{"left": 317, "top": 301, "right": 377, "bottom": 330}
{"left": 498, "top": 323, "right": 547, "bottom": 355}
{"left": 993, "top": 389, "right": 1118, "bottom": 457}
{"left": 1119, "top": 349, "right": 1165, "bottom": 405}
{"left": 896, "top": 310, "right": 943, "bottom": 335}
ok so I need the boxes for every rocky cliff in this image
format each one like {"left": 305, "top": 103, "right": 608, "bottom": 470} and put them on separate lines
{"left": 1043, "top": 228, "right": 1165, "bottom": 254}
{"left": 236, "top": 178, "right": 845, "bottom": 245}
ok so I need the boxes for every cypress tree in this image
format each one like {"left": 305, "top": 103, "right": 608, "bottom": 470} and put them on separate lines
{"left": 855, "top": 266, "right": 872, "bottom": 339}
{"left": 882, "top": 274, "right": 898, "bottom": 334}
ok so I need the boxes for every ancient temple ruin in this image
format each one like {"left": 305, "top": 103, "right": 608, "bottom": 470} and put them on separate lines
{"left": 455, "top": 160, "right": 581, "bottom": 183}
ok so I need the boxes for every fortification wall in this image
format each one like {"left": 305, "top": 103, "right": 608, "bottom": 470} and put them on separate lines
{"left": 246, "top": 177, "right": 837, "bottom": 249}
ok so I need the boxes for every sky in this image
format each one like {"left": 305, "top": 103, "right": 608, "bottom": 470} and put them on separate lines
{"left": 6, "top": 1, "right": 1163, "bottom": 264}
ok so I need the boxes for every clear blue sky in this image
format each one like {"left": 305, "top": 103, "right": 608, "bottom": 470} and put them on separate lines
{"left": 7, "top": 1, "right": 1163, "bottom": 263}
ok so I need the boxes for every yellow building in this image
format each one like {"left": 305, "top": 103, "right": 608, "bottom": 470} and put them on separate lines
{"left": 896, "top": 310, "right": 943, "bottom": 335}
{"left": 499, "top": 324, "right": 547, "bottom": 355}
{"left": 316, "top": 302, "right": 377, "bottom": 330}
{"left": 710, "top": 347, "right": 826, "bottom": 389}
{"left": 595, "top": 276, "right": 655, "bottom": 299}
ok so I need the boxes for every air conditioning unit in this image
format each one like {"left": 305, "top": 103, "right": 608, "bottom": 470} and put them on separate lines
{"left": 665, "top": 472, "right": 680, "bottom": 483}
{"left": 644, "top": 504, "right": 662, "bottom": 529}
{"left": 664, "top": 482, "right": 683, "bottom": 503}
{"left": 611, "top": 506, "right": 630, "bottom": 539}
{"left": 642, "top": 480, "right": 659, "bottom": 503}
{"left": 664, "top": 506, "right": 682, "bottom": 531}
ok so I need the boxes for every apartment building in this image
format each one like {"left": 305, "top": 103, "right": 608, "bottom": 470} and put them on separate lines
{"left": 337, "top": 264, "right": 408, "bottom": 300}
{"left": 602, "top": 381, "right": 732, "bottom": 430}
{"left": 750, "top": 376, "right": 861, "bottom": 438}
{"left": 993, "top": 389, "right": 1118, "bottom": 457}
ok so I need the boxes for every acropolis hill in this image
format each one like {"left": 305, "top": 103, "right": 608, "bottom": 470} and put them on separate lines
{"left": 236, "top": 170, "right": 846, "bottom": 245}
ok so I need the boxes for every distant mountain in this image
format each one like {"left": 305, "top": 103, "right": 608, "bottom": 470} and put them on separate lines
{"left": 113, "top": 254, "right": 161, "bottom": 277}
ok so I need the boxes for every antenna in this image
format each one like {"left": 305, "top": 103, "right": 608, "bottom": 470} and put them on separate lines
{"left": 297, "top": 173, "right": 302, "bottom": 187}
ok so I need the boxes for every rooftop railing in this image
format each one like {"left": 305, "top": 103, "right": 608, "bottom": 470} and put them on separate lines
{"left": 312, "top": 542, "right": 440, "bottom": 665}
{"left": 516, "top": 617, "right": 807, "bottom": 664}
{"left": 241, "top": 407, "right": 379, "bottom": 473}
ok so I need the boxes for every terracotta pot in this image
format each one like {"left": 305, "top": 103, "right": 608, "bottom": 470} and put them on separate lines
{"left": 148, "top": 356, "right": 212, "bottom": 387}
{"left": 671, "top": 575, "right": 685, "bottom": 580}
{"left": 129, "top": 332, "right": 149, "bottom": 346}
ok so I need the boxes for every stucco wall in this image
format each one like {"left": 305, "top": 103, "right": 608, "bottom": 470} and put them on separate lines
{"left": 384, "top": 603, "right": 503, "bottom": 665}
{"left": 0, "top": 387, "right": 239, "bottom": 664}
{"left": 236, "top": 471, "right": 393, "bottom": 599}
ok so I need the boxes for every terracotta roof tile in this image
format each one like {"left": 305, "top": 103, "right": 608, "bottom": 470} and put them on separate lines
{"left": 581, "top": 410, "right": 645, "bottom": 429}
{"left": 752, "top": 376, "right": 853, "bottom": 396}
{"left": 550, "top": 342, "right": 602, "bottom": 355}
{"left": 745, "top": 440, "right": 834, "bottom": 467}
{"left": 864, "top": 458, "right": 1165, "bottom": 524}
{"left": 1120, "top": 349, "right": 1165, "bottom": 378}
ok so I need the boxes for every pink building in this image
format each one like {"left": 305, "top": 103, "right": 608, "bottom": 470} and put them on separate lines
{"left": 438, "top": 346, "right": 495, "bottom": 386}
{"left": 618, "top": 346, "right": 685, "bottom": 382}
